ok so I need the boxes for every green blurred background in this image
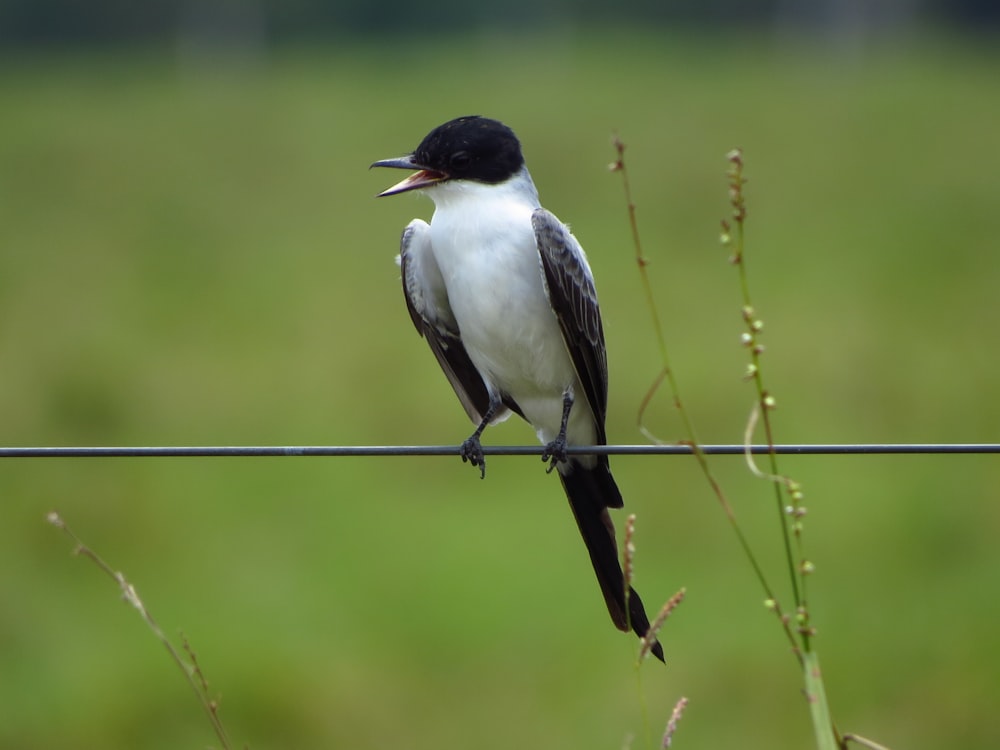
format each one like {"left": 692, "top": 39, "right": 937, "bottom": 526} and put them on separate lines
{"left": 1, "top": 7, "right": 999, "bottom": 749}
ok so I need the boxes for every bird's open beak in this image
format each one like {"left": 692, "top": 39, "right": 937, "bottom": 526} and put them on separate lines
{"left": 370, "top": 155, "right": 448, "bottom": 197}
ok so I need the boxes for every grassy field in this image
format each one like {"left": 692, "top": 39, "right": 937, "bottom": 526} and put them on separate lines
{"left": 1, "top": 31, "right": 998, "bottom": 749}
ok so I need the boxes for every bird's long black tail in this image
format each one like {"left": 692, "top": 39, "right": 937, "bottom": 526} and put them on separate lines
{"left": 558, "top": 460, "right": 665, "bottom": 662}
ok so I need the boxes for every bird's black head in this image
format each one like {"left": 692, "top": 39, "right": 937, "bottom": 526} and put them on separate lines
{"left": 371, "top": 116, "right": 525, "bottom": 196}
{"left": 413, "top": 116, "right": 524, "bottom": 183}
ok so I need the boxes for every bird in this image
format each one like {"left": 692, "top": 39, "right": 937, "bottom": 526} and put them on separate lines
{"left": 371, "top": 115, "right": 663, "bottom": 662}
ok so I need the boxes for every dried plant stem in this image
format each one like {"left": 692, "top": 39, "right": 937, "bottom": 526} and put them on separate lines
{"left": 608, "top": 139, "right": 883, "bottom": 750}
{"left": 609, "top": 136, "right": 801, "bottom": 659}
{"left": 842, "top": 734, "right": 894, "bottom": 750}
{"left": 47, "top": 512, "right": 234, "bottom": 750}
{"left": 662, "top": 696, "right": 688, "bottom": 748}
{"left": 639, "top": 588, "right": 686, "bottom": 664}
{"left": 621, "top": 513, "right": 654, "bottom": 748}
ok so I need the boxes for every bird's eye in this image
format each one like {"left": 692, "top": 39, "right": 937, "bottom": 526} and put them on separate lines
{"left": 450, "top": 151, "right": 471, "bottom": 170}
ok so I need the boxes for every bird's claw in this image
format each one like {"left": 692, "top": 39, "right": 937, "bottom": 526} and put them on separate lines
{"left": 460, "top": 435, "right": 487, "bottom": 479}
{"left": 541, "top": 436, "right": 568, "bottom": 474}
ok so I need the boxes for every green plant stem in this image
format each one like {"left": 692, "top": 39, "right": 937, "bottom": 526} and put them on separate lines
{"left": 729, "top": 206, "right": 807, "bottom": 648}
{"left": 610, "top": 138, "right": 801, "bottom": 659}
{"left": 725, "top": 150, "right": 843, "bottom": 747}
{"left": 804, "top": 651, "right": 838, "bottom": 750}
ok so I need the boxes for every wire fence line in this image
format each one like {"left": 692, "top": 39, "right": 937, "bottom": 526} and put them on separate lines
{"left": 1, "top": 443, "right": 998, "bottom": 458}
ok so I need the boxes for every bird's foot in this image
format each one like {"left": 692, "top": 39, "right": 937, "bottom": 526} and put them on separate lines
{"left": 460, "top": 435, "right": 487, "bottom": 479}
{"left": 541, "top": 435, "right": 568, "bottom": 474}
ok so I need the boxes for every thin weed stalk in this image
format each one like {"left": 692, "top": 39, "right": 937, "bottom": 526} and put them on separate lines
{"left": 720, "top": 152, "right": 841, "bottom": 749}
{"left": 722, "top": 149, "right": 810, "bottom": 646}
{"left": 609, "top": 138, "right": 889, "bottom": 749}
{"left": 662, "top": 696, "right": 688, "bottom": 748}
{"left": 621, "top": 512, "right": 687, "bottom": 749}
{"left": 47, "top": 511, "right": 236, "bottom": 750}
{"left": 622, "top": 513, "right": 652, "bottom": 747}
{"left": 609, "top": 137, "right": 800, "bottom": 659}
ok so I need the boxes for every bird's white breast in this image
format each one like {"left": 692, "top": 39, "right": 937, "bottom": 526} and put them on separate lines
{"left": 427, "top": 180, "right": 576, "bottom": 403}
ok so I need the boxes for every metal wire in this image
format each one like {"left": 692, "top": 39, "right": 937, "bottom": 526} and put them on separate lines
{"left": 1, "top": 443, "right": 998, "bottom": 458}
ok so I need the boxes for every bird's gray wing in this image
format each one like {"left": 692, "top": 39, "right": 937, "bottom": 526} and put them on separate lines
{"left": 399, "top": 219, "right": 514, "bottom": 425}
{"left": 532, "top": 208, "right": 609, "bottom": 444}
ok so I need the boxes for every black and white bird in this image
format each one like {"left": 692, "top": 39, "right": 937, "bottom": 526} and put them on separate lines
{"left": 371, "top": 116, "right": 663, "bottom": 661}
